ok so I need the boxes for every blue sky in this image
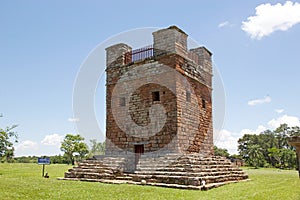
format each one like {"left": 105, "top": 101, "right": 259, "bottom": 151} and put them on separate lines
{"left": 1, "top": 1, "right": 300, "bottom": 156}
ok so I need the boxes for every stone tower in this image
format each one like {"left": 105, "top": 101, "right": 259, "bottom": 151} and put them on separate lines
{"left": 63, "top": 26, "right": 248, "bottom": 189}
{"left": 105, "top": 26, "right": 213, "bottom": 165}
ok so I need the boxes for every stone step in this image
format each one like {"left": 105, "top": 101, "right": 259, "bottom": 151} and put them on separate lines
{"left": 137, "top": 160, "right": 233, "bottom": 166}
{"left": 136, "top": 165, "right": 239, "bottom": 172}
{"left": 63, "top": 156, "right": 127, "bottom": 180}
{"left": 84, "top": 157, "right": 126, "bottom": 161}
{"left": 201, "top": 175, "right": 249, "bottom": 184}
{"left": 172, "top": 160, "right": 232, "bottom": 165}
{"left": 137, "top": 166, "right": 231, "bottom": 172}
{"left": 80, "top": 158, "right": 126, "bottom": 164}
{"left": 116, "top": 176, "right": 133, "bottom": 181}
{"left": 138, "top": 159, "right": 233, "bottom": 166}
{"left": 78, "top": 165, "right": 122, "bottom": 170}
{"left": 145, "top": 179, "right": 248, "bottom": 190}
{"left": 132, "top": 173, "right": 248, "bottom": 185}
{"left": 134, "top": 170, "right": 246, "bottom": 177}
{"left": 65, "top": 172, "right": 115, "bottom": 179}
{"left": 68, "top": 168, "right": 113, "bottom": 174}
{"left": 80, "top": 161, "right": 124, "bottom": 166}
{"left": 142, "top": 163, "right": 234, "bottom": 167}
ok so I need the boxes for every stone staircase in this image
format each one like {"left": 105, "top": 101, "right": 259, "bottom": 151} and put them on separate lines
{"left": 61, "top": 154, "right": 248, "bottom": 190}
{"left": 63, "top": 157, "right": 126, "bottom": 181}
{"left": 131, "top": 153, "right": 248, "bottom": 189}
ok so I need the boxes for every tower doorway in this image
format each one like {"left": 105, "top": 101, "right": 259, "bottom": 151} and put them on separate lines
{"left": 134, "top": 145, "right": 144, "bottom": 169}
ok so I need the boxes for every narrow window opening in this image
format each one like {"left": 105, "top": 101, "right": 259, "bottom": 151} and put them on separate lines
{"left": 120, "top": 97, "right": 126, "bottom": 106}
{"left": 152, "top": 91, "right": 160, "bottom": 101}
{"left": 186, "top": 91, "right": 191, "bottom": 102}
{"left": 202, "top": 99, "right": 206, "bottom": 109}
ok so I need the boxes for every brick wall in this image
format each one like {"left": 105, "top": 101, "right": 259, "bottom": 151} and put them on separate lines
{"left": 105, "top": 26, "right": 213, "bottom": 157}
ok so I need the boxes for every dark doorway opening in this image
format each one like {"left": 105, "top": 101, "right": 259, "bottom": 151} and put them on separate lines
{"left": 134, "top": 145, "right": 144, "bottom": 169}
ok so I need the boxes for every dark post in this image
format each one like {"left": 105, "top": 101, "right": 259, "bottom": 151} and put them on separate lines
{"left": 296, "top": 151, "right": 299, "bottom": 178}
{"left": 288, "top": 136, "right": 300, "bottom": 178}
{"left": 42, "top": 164, "right": 45, "bottom": 177}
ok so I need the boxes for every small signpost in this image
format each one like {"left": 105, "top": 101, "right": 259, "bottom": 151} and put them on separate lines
{"left": 38, "top": 157, "right": 50, "bottom": 177}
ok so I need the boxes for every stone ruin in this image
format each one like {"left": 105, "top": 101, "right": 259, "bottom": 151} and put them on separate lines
{"left": 62, "top": 26, "right": 248, "bottom": 190}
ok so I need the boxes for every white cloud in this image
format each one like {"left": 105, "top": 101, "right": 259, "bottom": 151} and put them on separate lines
{"left": 248, "top": 96, "right": 271, "bottom": 106}
{"left": 68, "top": 118, "right": 79, "bottom": 122}
{"left": 275, "top": 109, "right": 284, "bottom": 114}
{"left": 41, "top": 134, "right": 64, "bottom": 146}
{"left": 218, "top": 21, "right": 230, "bottom": 28}
{"left": 15, "top": 140, "right": 38, "bottom": 151}
{"left": 242, "top": 1, "right": 300, "bottom": 39}
{"left": 214, "top": 129, "right": 239, "bottom": 154}
{"left": 240, "top": 125, "right": 267, "bottom": 135}
{"left": 267, "top": 114, "right": 300, "bottom": 129}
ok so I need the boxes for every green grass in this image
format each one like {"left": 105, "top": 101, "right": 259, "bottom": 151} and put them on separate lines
{"left": 0, "top": 163, "right": 299, "bottom": 200}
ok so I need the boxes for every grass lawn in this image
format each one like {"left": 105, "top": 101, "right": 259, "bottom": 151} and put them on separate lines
{"left": 0, "top": 163, "right": 299, "bottom": 200}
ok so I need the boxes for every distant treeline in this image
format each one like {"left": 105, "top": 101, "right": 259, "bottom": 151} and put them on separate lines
{"left": 7, "top": 124, "right": 300, "bottom": 170}
{"left": 12, "top": 139, "right": 106, "bottom": 165}
{"left": 238, "top": 124, "right": 300, "bottom": 169}
{"left": 14, "top": 155, "right": 73, "bottom": 164}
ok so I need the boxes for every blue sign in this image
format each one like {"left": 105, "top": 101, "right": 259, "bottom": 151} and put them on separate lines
{"left": 38, "top": 157, "right": 50, "bottom": 165}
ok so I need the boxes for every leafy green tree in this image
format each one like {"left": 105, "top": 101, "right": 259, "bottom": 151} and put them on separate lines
{"left": 88, "top": 139, "right": 105, "bottom": 157}
{"left": 238, "top": 124, "right": 299, "bottom": 169}
{"left": 258, "top": 130, "right": 277, "bottom": 166}
{"left": 14, "top": 156, "right": 30, "bottom": 163}
{"left": 247, "top": 144, "right": 265, "bottom": 168}
{"left": 268, "top": 147, "right": 282, "bottom": 167}
{"left": 274, "top": 124, "right": 290, "bottom": 149}
{"left": 214, "top": 146, "right": 230, "bottom": 157}
{"left": 290, "top": 126, "right": 300, "bottom": 137}
{"left": 268, "top": 147, "right": 296, "bottom": 169}
{"left": 0, "top": 115, "right": 18, "bottom": 162}
{"left": 60, "top": 134, "right": 89, "bottom": 165}
{"left": 50, "top": 154, "right": 69, "bottom": 164}
{"left": 238, "top": 134, "right": 258, "bottom": 161}
{"left": 280, "top": 148, "right": 297, "bottom": 169}
{"left": 76, "top": 142, "right": 89, "bottom": 160}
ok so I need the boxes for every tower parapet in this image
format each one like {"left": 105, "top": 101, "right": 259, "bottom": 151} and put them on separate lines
{"left": 153, "top": 26, "right": 188, "bottom": 58}
{"left": 106, "top": 43, "right": 132, "bottom": 68}
{"left": 189, "top": 46, "right": 212, "bottom": 74}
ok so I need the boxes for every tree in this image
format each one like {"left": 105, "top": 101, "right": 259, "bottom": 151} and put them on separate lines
{"left": 280, "top": 148, "right": 297, "bottom": 169}
{"left": 247, "top": 144, "right": 265, "bottom": 168}
{"left": 50, "top": 154, "right": 69, "bottom": 164}
{"left": 238, "top": 134, "right": 259, "bottom": 163}
{"left": 274, "top": 124, "right": 290, "bottom": 149}
{"left": 214, "top": 146, "right": 230, "bottom": 157}
{"left": 60, "top": 134, "right": 89, "bottom": 165}
{"left": 76, "top": 142, "right": 89, "bottom": 160}
{"left": 0, "top": 115, "right": 18, "bottom": 162}
{"left": 238, "top": 124, "right": 298, "bottom": 169}
{"left": 88, "top": 139, "right": 105, "bottom": 157}
{"left": 290, "top": 126, "right": 300, "bottom": 137}
{"left": 258, "top": 130, "right": 277, "bottom": 166}
{"left": 268, "top": 147, "right": 282, "bottom": 167}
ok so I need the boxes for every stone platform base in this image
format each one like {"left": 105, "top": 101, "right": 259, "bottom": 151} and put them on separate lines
{"left": 61, "top": 153, "right": 249, "bottom": 190}
{"left": 59, "top": 176, "right": 249, "bottom": 190}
